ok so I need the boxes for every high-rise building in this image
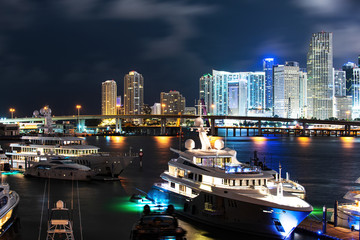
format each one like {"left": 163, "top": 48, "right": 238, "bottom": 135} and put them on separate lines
{"left": 160, "top": 91, "right": 186, "bottom": 114}
{"left": 101, "top": 80, "right": 117, "bottom": 115}
{"left": 263, "top": 58, "right": 274, "bottom": 110}
{"left": 212, "top": 70, "right": 248, "bottom": 116}
{"left": 334, "top": 96, "right": 352, "bottom": 120}
{"left": 299, "top": 69, "right": 307, "bottom": 118}
{"left": 353, "top": 67, "right": 360, "bottom": 119}
{"left": 273, "top": 62, "right": 301, "bottom": 118}
{"left": 334, "top": 70, "right": 346, "bottom": 97}
{"left": 358, "top": 55, "right": 360, "bottom": 67}
{"left": 199, "top": 74, "right": 213, "bottom": 115}
{"left": 307, "top": 32, "right": 333, "bottom": 119}
{"left": 247, "top": 72, "right": 266, "bottom": 111}
{"left": 124, "top": 71, "right": 144, "bottom": 115}
{"left": 342, "top": 62, "right": 356, "bottom": 96}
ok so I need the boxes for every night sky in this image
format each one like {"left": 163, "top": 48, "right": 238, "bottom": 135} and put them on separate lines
{"left": 1, "top": 0, "right": 360, "bottom": 117}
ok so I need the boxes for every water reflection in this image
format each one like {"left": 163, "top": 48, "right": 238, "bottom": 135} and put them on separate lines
{"left": 298, "top": 137, "right": 310, "bottom": 147}
{"left": 340, "top": 137, "right": 355, "bottom": 148}
{"left": 252, "top": 136, "right": 267, "bottom": 145}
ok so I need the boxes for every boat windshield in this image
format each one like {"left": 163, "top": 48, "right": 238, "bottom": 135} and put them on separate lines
{"left": 141, "top": 215, "right": 176, "bottom": 227}
{"left": 224, "top": 165, "right": 261, "bottom": 174}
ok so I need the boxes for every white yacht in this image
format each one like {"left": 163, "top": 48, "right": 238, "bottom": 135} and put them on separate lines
{"left": 148, "top": 117, "right": 313, "bottom": 239}
{"left": 0, "top": 180, "right": 20, "bottom": 236}
{"left": 331, "top": 177, "right": 360, "bottom": 230}
{"left": 6, "top": 135, "right": 135, "bottom": 177}
{"left": 24, "top": 159, "right": 96, "bottom": 181}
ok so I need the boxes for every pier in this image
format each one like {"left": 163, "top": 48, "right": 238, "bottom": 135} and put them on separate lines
{"left": 297, "top": 218, "right": 359, "bottom": 240}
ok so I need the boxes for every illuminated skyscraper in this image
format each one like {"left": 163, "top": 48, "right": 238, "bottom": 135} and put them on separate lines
{"left": 247, "top": 72, "right": 265, "bottom": 111}
{"left": 263, "top": 58, "right": 274, "bottom": 110}
{"left": 273, "top": 62, "right": 300, "bottom": 118}
{"left": 124, "top": 71, "right": 144, "bottom": 115}
{"left": 212, "top": 70, "right": 248, "bottom": 116}
{"left": 334, "top": 70, "right": 346, "bottom": 97}
{"left": 101, "top": 80, "right": 117, "bottom": 115}
{"left": 299, "top": 69, "right": 307, "bottom": 118}
{"left": 199, "top": 74, "right": 213, "bottom": 115}
{"left": 342, "top": 62, "right": 356, "bottom": 96}
{"left": 353, "top": 67, "right": 360, "bottom": 118}
{"left": 307, "top": 32, "right": 333, "bottom": 119}
{"left": 160, "top": 91, "right": 186, "bottom": 114}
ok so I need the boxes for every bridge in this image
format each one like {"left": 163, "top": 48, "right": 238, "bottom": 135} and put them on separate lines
{"left": 1, "top": 114, "right": 359, "bottom": 136}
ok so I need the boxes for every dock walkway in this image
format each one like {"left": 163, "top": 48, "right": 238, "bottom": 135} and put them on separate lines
{"left": 297, "top": 218, "right": 359, "bottom": 240}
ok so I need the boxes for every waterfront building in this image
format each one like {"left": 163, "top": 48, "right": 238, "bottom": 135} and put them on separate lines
{"left": 334, "top": 96, "right": 352, "bottom": 120}
{"left": 184, "top": 107, "right": 196, "bottom": 115}
{"left": 307, "top": 32, "right": 333, "bottom": 119}
{"left": 247, "top": 72, "right": 266, "bottom": 112}
{"left": 334, "top": 70, "right": 346, "bottom": 97}
{"left": 160, "top": 91, "right": 186, "bottom": 115}
{"left": 212, "top": 70, "right": 248, "bottom": 116}
{"left": 273, "top": 62, "right": 300, "bottom": 118}
{"left": 353, "top": 68, "right": 360, "bottom": 119}
{"left": 151, "top": 103, "right": 161, "bottom": 115}
{"left": 299, "top": 69, "right": 307, "bottom": 118}
{"left": 101, "top": 80, "right": 117, "bottom": 115}
{"left": 199, "top": 74, "right": 213, "bottom": 115}
{"left": 263, "top": 58, "right": 274, "bottom": 110}
{"left": 124, "top": 71, "right": 144, "bottom": 115}
{"left": 342, "top": 62, "right": 356, "bottom": 97}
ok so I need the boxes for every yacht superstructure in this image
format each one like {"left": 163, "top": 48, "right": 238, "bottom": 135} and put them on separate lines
{"left": 148, "top": 117, "right": 312, "bottom": 239}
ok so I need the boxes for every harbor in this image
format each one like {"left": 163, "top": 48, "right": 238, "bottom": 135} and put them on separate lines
{"left": 1, "top": 134, "right": 360, "bottom": 239}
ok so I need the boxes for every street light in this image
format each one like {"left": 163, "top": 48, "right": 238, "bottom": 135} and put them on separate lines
{"left": 76, "top": 105, "right": 81, "bottom": 132}
{"left": 211, "top": 104, "right": 215, "bottom": 115}
{"left": 9, "top": 108, "right": 15, "bottom": 119}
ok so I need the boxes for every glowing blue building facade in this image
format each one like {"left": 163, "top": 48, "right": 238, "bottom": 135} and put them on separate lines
{"left": 263, "top": 58, "right": 274, "bottom": 110}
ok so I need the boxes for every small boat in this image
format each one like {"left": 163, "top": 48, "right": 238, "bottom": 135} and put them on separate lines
{"left": 130, "top": 205, "right": 186, "bottom": 240}
{"left": 0, "top": 179, "right": 20, "bottom": 237}
{"left": 46, "top": 200, "right": 75, "bottom": 240}
{"left": 24, "top": 159, "right": 96, "bottom": 181}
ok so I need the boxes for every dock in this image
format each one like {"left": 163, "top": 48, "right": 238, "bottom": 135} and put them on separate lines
{"left": 296, "top": 218, "right": 359, "bottom": 240}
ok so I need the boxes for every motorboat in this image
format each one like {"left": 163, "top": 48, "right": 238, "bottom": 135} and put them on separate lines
{"left": 147, "top": 117, "right": 313, "bottom": 239}
{"left": 331, "top": 177, "right": 360, "bottom": 230}
{"left": 46, "top": 200, "right": 75, "bottom": 240}
{"left": 130, "top": 204, "right": 186, "bottom": 240}
{"left": 6, "top": 135, "right": 136, "bottom": 177}
{"left": 0, "top": 180, "right": 20, "bottom": 237}
{"left": 24, "top": 159, "right": 96, "bottom": 181}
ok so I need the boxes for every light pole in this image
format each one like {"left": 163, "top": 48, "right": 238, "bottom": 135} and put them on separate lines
{"left": 9, "top": 108, "right": 15, "bottom": 119}
{"left": 76, "top": 105, "right": 81, "bottom": 132}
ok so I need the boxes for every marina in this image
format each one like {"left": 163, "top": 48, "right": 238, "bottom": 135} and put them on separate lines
{"left": 0, "top": 134, "right": 360, "bottom": 239}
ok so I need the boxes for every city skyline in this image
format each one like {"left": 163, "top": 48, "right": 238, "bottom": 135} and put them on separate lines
{"left": 1, "top": 0, "right": 360, "bottom": 117}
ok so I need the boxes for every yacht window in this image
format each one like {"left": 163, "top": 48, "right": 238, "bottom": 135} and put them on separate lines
{"left": 239, "top": 180, "right": 242, "bottom": 186}
{"left": 170, "top": 182, "right": 175, "bottom": 188}
{"left": 232, "top": 180, "right": 235, "bottom": 186}
{"left": 253, "top": 180, "right": 256, "bottom": 186}
{"left": 258, "top": 179, "right": 261, "bottom": 186}
{"left": 179, "top": 185, "right": 185, "bottom": 192}
{"left": 196, "top": 158, "right": 202, "bottom": 164}
{"left": 198, "top": 174, "right": 203, "bottom": 182}
{"left": 273, "top": 219, "right": 285, "bottom": 232}
{"left": 246, "top": 180, "right": 249, "bottom": 186}
{"left": 178, "top": 169, "right": 185, "bottom": 178}
{"left": 188, "top": 172, "right": 194, "bottom": 180}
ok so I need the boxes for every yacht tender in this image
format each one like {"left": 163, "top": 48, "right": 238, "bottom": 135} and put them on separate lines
{"left": 148, "top": 117, "right": 312, "bottom": 239}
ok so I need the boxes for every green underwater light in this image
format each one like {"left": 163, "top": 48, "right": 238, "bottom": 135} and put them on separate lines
{"left": 1, "top": 171, "right": 22, "bottom": 175}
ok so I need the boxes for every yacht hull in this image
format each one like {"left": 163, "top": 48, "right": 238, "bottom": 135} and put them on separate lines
{"left": 24, "top": 168, "right": 95, "bottom": 181}
{"left": 148, "top": 185, "right": 311, "bottom": 239}
{"left": 0, "top": 191, "right": 20, "bottom": 237}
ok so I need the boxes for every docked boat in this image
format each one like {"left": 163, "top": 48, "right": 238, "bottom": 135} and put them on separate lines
{"left": 46, "top": 200, "right": 75, "bottom": 240}
{"left": 331, "top": 177, "right": 360, "bottom": 230}
{"left": 24, "top": 159, "right": 96, "bottom": 181}
{"left": 147, "top": 117, "right": 313, "bottom": 239}
{"left": 6, "top": 135, "right": 135, "bottom": 177}
{"left": 0, "top": 180, "right": 20, "bottom": 237}
{"left": 130, "top": 204, "right": 186, "bottom": 240}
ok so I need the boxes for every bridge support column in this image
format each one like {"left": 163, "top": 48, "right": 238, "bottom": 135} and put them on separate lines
{"left": 78, "top": 119, "right": 86, "bottom": 133}
{"left": 344, "top": 124, "right": 351, "bottom": 136}
{"left": 257, "top": 120, "right": 262, "bottom": 136}
{"left": 115, "top": 118, "right": 122, "bottom": 133}
{"left": 210, "top": 118, "right": 216, "bottom": 136}
{"left": 160, "top": 117, "right": 166, "bottom": 135}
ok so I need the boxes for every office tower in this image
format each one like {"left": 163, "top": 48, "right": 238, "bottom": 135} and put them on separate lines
{"left": 124, "top": 71, "right": 144, "bottom": 115}
{"left": 358, "top": 55, "right": 360, "bottom": 67}
{"left": 101, "top": 80, "right": 117, "bottom": 115}
{"left": 334, "top": 96, "right": 352, "bottom": 120}
{"left": 160, "top": 91, "right": 186, "bottom": 114}
{"left": 342, "top": 62, "right": 356, "bottom": 96}
{"left": 334, "top": 70, "right": 346, "bottom": 97}
{"left": 307, "top": 32, "right": 333, "bottom": 119}
{"left": 199, "top": 74, "right": 213, "bottom": 115}
{"left": 353, "top": 67, "right": 360, "bottom": 118}
{"left": 299, "top": 69, "right": 307, "bottom": 118}
{"left": 212, "top": 70, "right": 248, "bottom": 116}
{"left": 273, "top": 62, "right": 301, "bottom": 118}
{"left": 263, "top": 58, "right": 274, "bottom": 110}
{"left": 247, "top": 72, "right": 266, "bottom": 111}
